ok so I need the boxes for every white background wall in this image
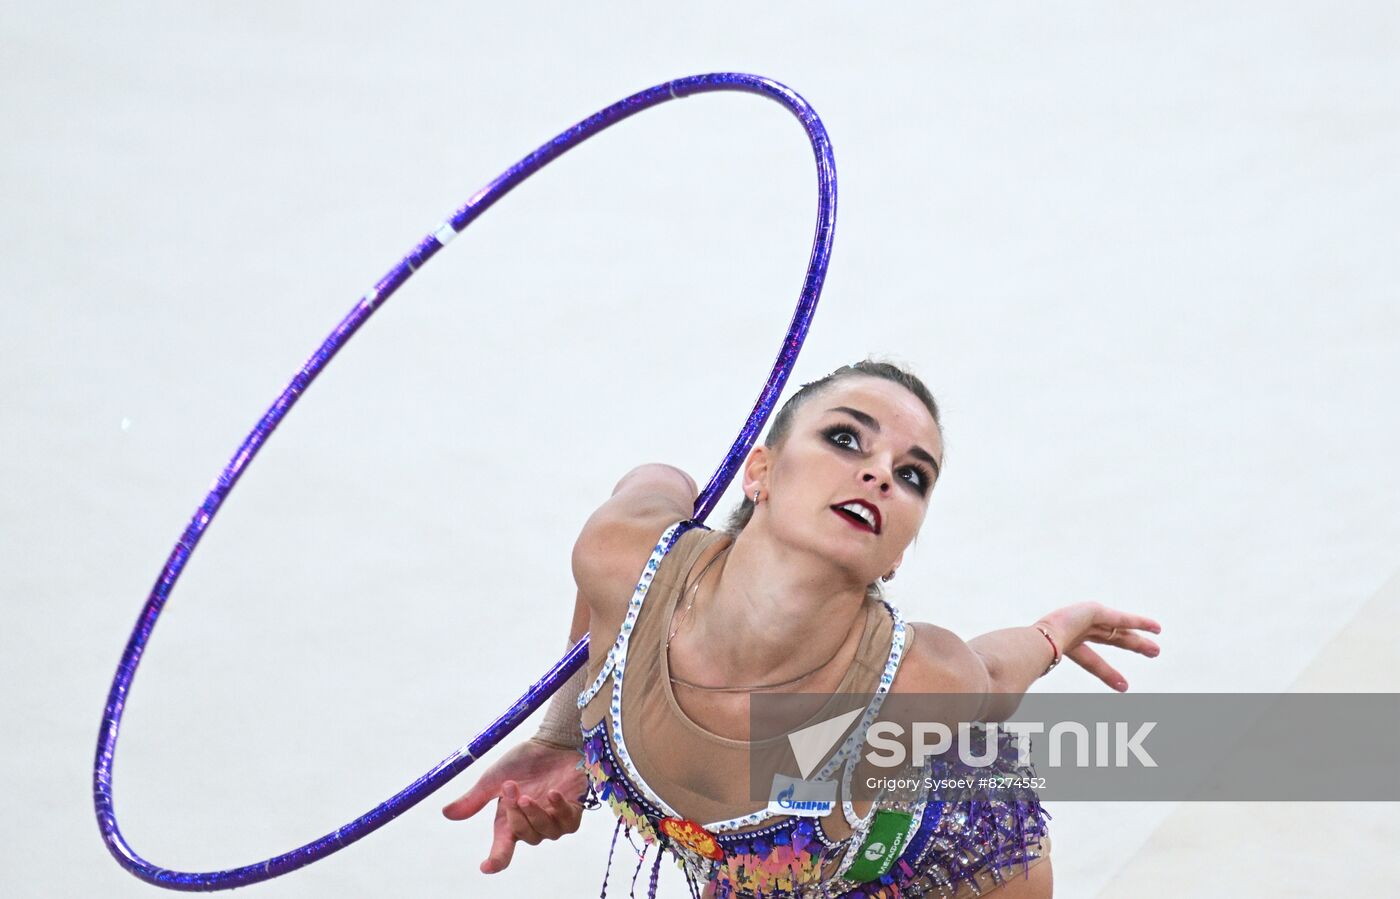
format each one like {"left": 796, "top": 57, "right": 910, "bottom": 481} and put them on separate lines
{"left": 3, "top": 2, "right": 1397, "bottom": 895}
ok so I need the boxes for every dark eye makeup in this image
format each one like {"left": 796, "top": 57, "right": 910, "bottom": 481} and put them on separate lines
{"left": 820, "top": 422, "right": 933, "bottom": 495}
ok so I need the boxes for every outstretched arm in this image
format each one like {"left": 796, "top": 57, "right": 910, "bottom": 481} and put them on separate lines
{"left": 440, "top": 463, "right": 701, "bottom": 874}
{"left": 969, "top": 603, "right": 1162, "bottom": 721}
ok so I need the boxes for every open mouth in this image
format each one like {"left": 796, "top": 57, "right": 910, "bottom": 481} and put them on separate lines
{"left": 830, "top": 501, "right": 880, "bottom": 534}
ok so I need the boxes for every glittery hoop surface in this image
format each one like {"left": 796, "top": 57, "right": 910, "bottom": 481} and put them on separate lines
{"left": 94, "top": 72, "right": 837, "bottom": 890}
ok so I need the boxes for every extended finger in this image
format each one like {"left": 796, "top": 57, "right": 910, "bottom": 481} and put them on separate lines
{"left": 501, "top": 784, "right": 543, "bottom": 840}
{"left": 481, "top": 803, "right": 519, "bottom": 873}
{"left": 442, "top": 777, "right": 496, "bottom": 820}
{"left": 1090, "top": 630, "right": 1161, "bottom": 658}
{"left": 1066, "top": 644, "right": 1128, "bottom": 692}
{"left": 1101, "top": 610, "right": 1162, "bottom": 634}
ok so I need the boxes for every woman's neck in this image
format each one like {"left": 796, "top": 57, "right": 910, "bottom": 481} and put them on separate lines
{"left": 687, "top": 528, "right": 868, "bottom": 689}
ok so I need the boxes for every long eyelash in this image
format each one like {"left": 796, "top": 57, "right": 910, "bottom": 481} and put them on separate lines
{"left": 821, "top": 423, "right": 860, "bottom": 447}
{"left": 902, "top": 465, "right": 933, "bottom": 494}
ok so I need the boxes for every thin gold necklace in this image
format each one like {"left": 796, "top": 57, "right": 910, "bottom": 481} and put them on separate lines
{"left": 669, "top": 643, "right": 850, "bottom": 693}
{"left": 666, "top": 543, "right": 854, "bottom": 693}
{"left": 665, "top": 544, "right": 731, "bottom": 645}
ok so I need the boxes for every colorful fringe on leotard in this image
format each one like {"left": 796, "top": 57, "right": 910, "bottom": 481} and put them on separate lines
{"left": 578, "top": 721, "right": 1050, "bottom": 899}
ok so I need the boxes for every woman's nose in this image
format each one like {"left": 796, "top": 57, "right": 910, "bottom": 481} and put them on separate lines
{"left": 862, "top": 470, "right": 891, "bottom": 493}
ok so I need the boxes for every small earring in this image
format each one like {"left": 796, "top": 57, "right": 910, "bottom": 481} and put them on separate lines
{"left": 881, "top": 569, "right": 896, "bottom": 583}
{"left": 752, "top": 489, "right": 761, "bottom": 503}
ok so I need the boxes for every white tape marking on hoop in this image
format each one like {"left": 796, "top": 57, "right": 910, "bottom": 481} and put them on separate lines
{"left": 434, "top": 222, "right": 457, "bottom": 246}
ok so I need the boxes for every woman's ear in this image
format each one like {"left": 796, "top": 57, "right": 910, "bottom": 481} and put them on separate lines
{"left": 742, "top": 445, "right": 771, "bottom": 501}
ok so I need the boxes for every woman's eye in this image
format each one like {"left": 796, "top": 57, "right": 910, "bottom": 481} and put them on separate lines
{"left": 900, "top": 467, "right": 934, "bottom": 495}
{"left": 830, "top": 429, "right": 860, "bottom": 450}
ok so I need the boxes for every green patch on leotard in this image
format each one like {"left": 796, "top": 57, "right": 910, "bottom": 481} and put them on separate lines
{"left": 845, "top": 809, "right": 913, "bottom": 882}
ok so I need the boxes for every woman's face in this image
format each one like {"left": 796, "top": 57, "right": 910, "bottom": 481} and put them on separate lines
{"left": 746, "top": 376, "right": 944, "bottom": 585}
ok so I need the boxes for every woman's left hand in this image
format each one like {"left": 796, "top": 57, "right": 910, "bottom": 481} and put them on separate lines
{"left": 1034, "top": 602, "right": 1161, "bottom": 692}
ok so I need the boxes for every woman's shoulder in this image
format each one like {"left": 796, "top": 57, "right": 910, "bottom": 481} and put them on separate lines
{"left": 571, "top": 463, "right": 699, "bottom": 619}
{"left": 891, "top": 619, "right": 991, "bottom": 701}
{"left": 570, "top": 504, "right": 698, "bottom": 625}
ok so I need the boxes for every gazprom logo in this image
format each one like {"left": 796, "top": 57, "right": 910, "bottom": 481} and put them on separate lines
{"left": 776, "top": 783, "right": 834, "bottom": 812}
{"left": 767, "top": 775, "right": 836, "bottom": 817}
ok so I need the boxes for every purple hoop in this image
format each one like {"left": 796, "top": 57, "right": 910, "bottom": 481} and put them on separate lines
{"left": 94, "top": 72, "right": 837, "bottom": 890}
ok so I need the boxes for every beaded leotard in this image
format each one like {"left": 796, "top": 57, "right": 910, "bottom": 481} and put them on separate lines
{"left": 576, "top": 520, "right": 1050, "bottom": 898}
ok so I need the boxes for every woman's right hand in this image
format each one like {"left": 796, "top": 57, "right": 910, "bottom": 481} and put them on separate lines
{"left": 441, "top": 738, "right": 587, "bottom": 873}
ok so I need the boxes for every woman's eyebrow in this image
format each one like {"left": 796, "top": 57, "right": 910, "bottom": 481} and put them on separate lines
{"left": 824, "top": 406, "right": 941, "bottom": 478}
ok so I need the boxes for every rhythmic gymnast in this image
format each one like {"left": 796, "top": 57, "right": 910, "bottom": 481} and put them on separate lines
{"left": 92, "top": 75, "right": 1158, "bottom": 897}
{"left": 442, "top": 358, "right": 1163, "bottom": 898}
